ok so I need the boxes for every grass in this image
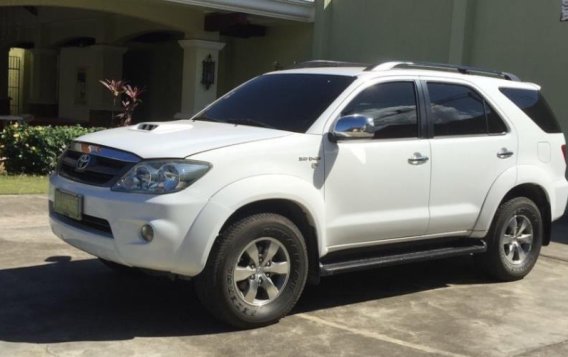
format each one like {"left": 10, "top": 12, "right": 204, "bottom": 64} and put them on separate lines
{"left": 0, "top": 174, "right": 49, "bottom": 195}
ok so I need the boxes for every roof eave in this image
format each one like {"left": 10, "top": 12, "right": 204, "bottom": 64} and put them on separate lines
{"left": 163, "top": 0, "right": 315, "bottom": 22}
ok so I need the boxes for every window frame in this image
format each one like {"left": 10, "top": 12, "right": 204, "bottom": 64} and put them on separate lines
{"left": 330, "top": 79, "right": 426, "bottom": 141}
{"left": 421, "top": 80, "right": 510, "bottom": 139}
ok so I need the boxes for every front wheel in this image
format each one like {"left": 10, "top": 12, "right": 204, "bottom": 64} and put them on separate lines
{"left": 195, "top": 213, "right": 308, "bottom": 329}
{"left": 478, "top": 197, "right": 543, "bottom": 281}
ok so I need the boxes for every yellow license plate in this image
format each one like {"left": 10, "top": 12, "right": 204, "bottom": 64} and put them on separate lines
{"left": 54, "top": 189, "right": 83, "bottom": 221}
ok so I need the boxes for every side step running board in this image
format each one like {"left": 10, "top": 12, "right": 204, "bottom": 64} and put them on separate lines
{"left": 320, "top": 240, "right": 487, "bottom": 276}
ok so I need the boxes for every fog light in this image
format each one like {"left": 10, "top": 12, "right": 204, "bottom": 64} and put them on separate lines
{"left": 140, "top": 224, "right": 154, "bottom": 242}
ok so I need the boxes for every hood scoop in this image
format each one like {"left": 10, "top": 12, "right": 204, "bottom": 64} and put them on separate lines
{"left": 137, "top": 123, "right": 159, "bottom": 131}
{"left": 133, "top": 122, "right": 194, "bottom": 134}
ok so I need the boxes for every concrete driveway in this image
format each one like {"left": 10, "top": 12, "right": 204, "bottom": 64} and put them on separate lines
{"left": 1, "top": 195, "right": 568, "bottom": 357}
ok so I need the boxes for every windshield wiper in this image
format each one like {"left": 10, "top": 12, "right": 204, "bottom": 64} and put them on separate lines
{"left": 226, "top": 118, "right": 275, "bottom": 129}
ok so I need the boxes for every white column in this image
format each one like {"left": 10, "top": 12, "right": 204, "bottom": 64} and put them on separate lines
{"left": 178, "top": 39, "right": 225, "bottom": 116}
{"left": 29, "top": 48, "right": 58, "bottom": 105}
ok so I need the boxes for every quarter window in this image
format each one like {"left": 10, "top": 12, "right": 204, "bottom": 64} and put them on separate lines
{"left": 428, "top": 83, "right": 507, "bottom": 136}
{"left": 499, "top": 87, "right": 561, "bottom": 133}
{"left": 342, "top": 82, "right": 419, "bottom": 139}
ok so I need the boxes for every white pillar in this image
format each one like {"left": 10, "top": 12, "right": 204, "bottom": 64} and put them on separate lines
{"left": 178, "top": 39, "right": 225, "bottom": 116}
{"left": 29, "top": 48, "right": 58, "bottom": 105}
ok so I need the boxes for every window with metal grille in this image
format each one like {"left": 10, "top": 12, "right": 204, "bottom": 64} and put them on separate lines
{"left": 8, "top": 55, "right": 21, "bottom": 115}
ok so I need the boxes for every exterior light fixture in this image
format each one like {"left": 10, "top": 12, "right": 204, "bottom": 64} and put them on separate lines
{"left": 201, "top": 54, "right": 215, "bottom": 90}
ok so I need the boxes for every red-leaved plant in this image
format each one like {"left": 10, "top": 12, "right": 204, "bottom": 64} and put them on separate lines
{"left": 100, "top": 79, "right": 144, "bottom": 126}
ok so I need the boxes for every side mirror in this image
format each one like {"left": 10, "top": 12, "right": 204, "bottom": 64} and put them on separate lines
{"left": 329, "top": 115, "right": 375, "bottom": 142}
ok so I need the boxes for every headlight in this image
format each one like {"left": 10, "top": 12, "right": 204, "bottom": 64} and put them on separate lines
{"left": 112, "top": 160, "right": 211, "bottom": 194}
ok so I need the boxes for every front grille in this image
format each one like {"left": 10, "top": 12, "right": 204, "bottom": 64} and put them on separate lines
{"left": 57, "top": 143, "right": 140, "bottom": 187}
{"left": 49, "top": 203, "right": 113, "bottom": 238}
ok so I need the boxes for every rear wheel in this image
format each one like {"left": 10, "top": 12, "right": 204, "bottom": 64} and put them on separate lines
{"left": 195, "top": 213, "right": 308, "bottom": 329}
{"left": 479, "top": 197, "right": 543, "bottom": 281}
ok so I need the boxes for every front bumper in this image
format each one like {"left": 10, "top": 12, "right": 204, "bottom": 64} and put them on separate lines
{"left": 49, "top": 174, "right": 209, "bottom": 275}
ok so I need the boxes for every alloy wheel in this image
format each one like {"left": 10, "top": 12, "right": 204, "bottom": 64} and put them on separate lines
{"left": 233, "top": 237, "right": 291, "bottom": 306}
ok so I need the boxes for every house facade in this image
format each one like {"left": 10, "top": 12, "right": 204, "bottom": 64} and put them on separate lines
{"left": 1, "top": 0, "right": 567, "bottom": 130}
{"left": 0, "top": 0, "right": 314, "bottom": 124}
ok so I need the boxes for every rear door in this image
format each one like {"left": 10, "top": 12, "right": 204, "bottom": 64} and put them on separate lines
{"left": 424, "top": 79, "right": 517, "bottom": 235}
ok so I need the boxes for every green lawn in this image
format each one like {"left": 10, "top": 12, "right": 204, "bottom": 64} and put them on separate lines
{"left": 0, "top": 175, "right": 49, "bottom": 195}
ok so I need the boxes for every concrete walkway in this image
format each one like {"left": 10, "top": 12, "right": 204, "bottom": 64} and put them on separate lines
{"left": 1, "top": 195, "right": 568, "bottom": 356}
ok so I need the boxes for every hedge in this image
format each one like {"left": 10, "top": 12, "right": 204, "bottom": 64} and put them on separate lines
{"left": 0, "top": 123, "right": 103, "bottom": 175}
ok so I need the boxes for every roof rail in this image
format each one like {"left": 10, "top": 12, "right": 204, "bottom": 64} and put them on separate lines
{"left": 293, "top": 60, "right": 368, "bottom": 69}
{"left": 365, "top": 61, "right": 521, "bottom": 81}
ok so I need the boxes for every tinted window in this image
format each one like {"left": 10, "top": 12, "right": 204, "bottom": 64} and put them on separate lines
{"left": 342, "top": 82, "right": 418, "bottom": 139}
{"left": 428, "top": 83, "right": 507, "bottom": 136}
{"left": 428, "top": 83, "right": 486, "bottom": 136}
{"left": 486, "top": 103, "right": 507, "bottom": 134}
{"left": 500, "top": 88, "right": 561, "bottom": 133}
{"left": 195, "top": 74, "right": 355, "bottom": 133}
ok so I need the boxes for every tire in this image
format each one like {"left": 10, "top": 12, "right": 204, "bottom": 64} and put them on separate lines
{"left": 195, "top": 213, "right": 309, "bottom": 329}
{"left": 478, "top": 197, "right": 543, "bottom": 281}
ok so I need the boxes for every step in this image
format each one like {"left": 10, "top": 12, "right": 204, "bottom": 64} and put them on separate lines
{"left": 319, "top": 239, "right": 487, "bottom": 276}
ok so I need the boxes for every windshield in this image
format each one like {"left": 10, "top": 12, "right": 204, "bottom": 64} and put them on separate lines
{"left": 193, "top": 73, "right": 355, "bottom": 133}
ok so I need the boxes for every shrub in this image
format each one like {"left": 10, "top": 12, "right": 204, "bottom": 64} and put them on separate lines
{"left": 100, "top": 79, "right": 145, "bottom": 126}
{"left": 0, "top": 123, "right": 104, "bottom": 175}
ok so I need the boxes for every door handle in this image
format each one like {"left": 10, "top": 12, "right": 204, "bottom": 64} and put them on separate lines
{"left": 408, "top": 152, "right": 429, "bottom": 165}
{"left": 497, "top": 148, "right": 514, "bottom": 159}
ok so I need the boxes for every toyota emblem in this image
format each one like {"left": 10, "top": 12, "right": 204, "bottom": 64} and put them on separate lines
{"left": 76, "top": 154, "right": 91, "bottom": 172}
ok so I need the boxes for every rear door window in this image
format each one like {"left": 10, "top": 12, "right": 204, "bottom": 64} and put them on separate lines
{"left": 427, "top": 82, "right": 508, "bottom": 136}
{"left": 499, "top": 88, "right": 561, "bottom": 133}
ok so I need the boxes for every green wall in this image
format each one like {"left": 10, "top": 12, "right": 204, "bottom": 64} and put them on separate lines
{"left": 467, "top": 0, "right": 568, "bottom": 130}
{"left": 219, "top": 23, "right": 313, "bottom": 94}
{"left": 315, "top": 0, "right": 454, "bottom": 63}
{"left": 314, "top": 0, "right": 568, "bottom": 131}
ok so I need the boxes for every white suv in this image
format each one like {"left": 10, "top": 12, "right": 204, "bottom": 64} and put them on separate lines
{"left": 49, "top": 61, "right": 568, "bottom": 328}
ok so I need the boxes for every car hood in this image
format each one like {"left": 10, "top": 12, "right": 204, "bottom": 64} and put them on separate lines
{"left": 76, "top": 120, "right": 292, "bottom": 159}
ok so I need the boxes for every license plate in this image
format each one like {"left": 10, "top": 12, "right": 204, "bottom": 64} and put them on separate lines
{"left": 54, "top": 189, "right": 83, "bottom": 221}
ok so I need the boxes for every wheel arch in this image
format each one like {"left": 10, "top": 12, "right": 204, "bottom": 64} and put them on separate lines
{"left": 219, "top": 199, "right": 321, "bottom": 284}
{"left": 501, "top": 184, "right": 551, "bottom": 245}
{"left": 172, "top": 175, "right": 325, "bottom": 278}
{"left": 474, "top": 180, "right": 551, "bottom": 245}
{"left": 473, "top": 165, "right": 555, "bottom": 246}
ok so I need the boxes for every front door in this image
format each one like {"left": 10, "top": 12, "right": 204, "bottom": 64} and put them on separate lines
{"left": 324, "top": 80, "right": 431, "bottom": 250}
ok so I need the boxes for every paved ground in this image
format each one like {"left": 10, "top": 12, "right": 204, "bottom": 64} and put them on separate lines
{"left": 1, "top": 195, "right": 568, "bottom": 357}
